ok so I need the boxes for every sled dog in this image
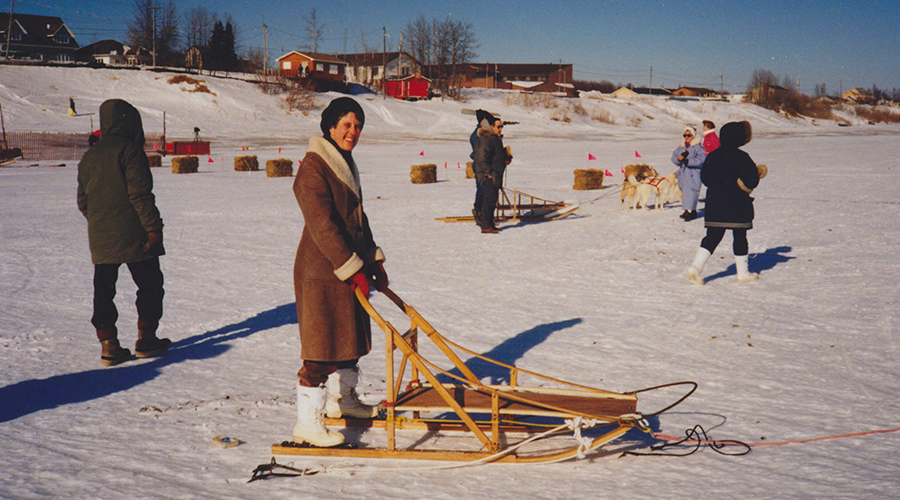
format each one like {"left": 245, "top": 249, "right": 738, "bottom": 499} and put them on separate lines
{"left": 618, "top": 164, "right": 658, "bottom": 210}
{"left": 631, "top": 172, "right": 678, "bottom": 211}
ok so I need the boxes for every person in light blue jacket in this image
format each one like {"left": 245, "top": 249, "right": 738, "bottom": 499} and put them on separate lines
{"left": 672, "top": 126, "right": 707, "bottom": 221}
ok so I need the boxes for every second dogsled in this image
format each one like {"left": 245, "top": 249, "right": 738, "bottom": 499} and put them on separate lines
{"left": 273, "top": 287, "right": 695, "bottom": 463}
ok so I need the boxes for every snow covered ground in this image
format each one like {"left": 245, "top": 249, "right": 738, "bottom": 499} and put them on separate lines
{"left": 2, "top": 66, "right": 900, "bottom": 499}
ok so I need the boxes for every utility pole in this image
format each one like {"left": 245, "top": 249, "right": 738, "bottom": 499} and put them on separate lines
{"left": 4, "top": 0, "right": 14, "bottom": 59}
{"left": 649, "top": 65, "right": 653, "bottom": 95}
{"left": 150, "top": 3, "right": 160, "bottom": 67}
{"left": 382, "top": 27, "right": 386, "bottom": 99}
{"left": 398, "top": 30, "right": 403, "bottom": 78}
{"left": 263, "top": 22, "right": 268, "bottom": 74}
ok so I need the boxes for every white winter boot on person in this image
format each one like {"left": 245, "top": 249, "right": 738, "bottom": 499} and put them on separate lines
{"left": 293, "top": 384, "right": 345, "bottom": 447}
{"left": 686, "top": 248, "right": 711, "bottom": 286}
{"left": 735, "top": 254, "right": 759, "bottom": 283}
{"left": 326, "top": 367, "right": 379, "bottom": 419}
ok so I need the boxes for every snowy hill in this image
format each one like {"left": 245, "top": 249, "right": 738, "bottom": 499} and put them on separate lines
{"left": 0, "top": 65, "right": 877, "bottom": 146}
{"left": 2, "top": 64, "right": 900, "bottom": 499}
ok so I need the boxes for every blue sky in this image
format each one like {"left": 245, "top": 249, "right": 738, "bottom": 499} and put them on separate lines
{"left": 17, "top": 0, "right": 900, "bottom": 94}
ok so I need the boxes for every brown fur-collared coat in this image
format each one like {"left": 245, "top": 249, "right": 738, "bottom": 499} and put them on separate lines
{"left": 293, "top": 136, "right": 384, "bottom": 362}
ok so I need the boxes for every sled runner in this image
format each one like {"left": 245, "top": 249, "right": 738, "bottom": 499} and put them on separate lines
{"left": 436, "top": 188, "right": 579, "bottom": 223}
{"left": 273, "top": 288, "right": 695, "bottom": 463}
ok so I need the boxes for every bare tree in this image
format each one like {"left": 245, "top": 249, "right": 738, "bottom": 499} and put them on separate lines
{"left": 184, "top": 6, "right": 215, "bottom": 48}
{"left": 404, "top": 16, "right": 477, "bottom": 97}
{"left": 127, "top": 0, "right": 179, "bottom": 65}
{"left": 302, "top": 8, "right": 325, "bottom": 52}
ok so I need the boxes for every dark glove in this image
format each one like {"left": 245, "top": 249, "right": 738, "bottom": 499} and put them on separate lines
{"left": 143, "top": 230, "right": 165, "bottom": 256}
{"left": 367, "top": 261, "right": 389, "bottom": 292}
{"left": 349, "top": 272, "right": 370, "bottom": 297}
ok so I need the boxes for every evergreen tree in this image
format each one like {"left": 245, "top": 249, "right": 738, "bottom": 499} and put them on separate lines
{"left": 208, "top": 21, "right": 224, "bottom": 71}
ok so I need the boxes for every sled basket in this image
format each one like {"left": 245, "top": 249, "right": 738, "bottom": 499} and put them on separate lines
{"left": 436, "top": 187, "right": 579, "bottom": 223}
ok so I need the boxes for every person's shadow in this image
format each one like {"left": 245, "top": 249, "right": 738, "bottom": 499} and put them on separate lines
{"left": 706, "top": 246, "right": 794, "bottom": 283}
{"left": 0, "top": 303, "right": 297, "bottom": 423}
{"left": 440, "top": 318, "right": 583, "bottom": 385}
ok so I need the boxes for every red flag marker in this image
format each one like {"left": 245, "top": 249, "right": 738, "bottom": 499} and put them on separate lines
{"left": 634, "top": 150, "right": 642, "bottom": 158}
{"left": 588, "top": 153, "right": 597, "bottom": 160}
{"left": 419, "top": 151, "right": 424, "bottom": 156}
{"left": 278, "top": 147, "right": 282, "bottom": 154}
{"left": 208, "top": 157, "right": 214, "bottom": 163}
{"left": 605, "top": 169, "right": 613, "bottom": 177}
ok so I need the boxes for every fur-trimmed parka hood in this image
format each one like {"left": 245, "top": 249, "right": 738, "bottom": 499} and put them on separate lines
{"left": 720, "top": 121, "right": 752, "bottom": 148}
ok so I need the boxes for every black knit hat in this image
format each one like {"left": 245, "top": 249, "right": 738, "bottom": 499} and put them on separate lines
{"left": 320, "top": 97, "right": 365, "bottom": 136}
{"left": 475, "top": 109, "right": 495, "bottom": 125}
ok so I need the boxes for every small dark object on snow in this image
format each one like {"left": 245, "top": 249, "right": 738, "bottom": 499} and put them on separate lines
{"left": 248, "top": 457, "right": 318, "bottom": 482}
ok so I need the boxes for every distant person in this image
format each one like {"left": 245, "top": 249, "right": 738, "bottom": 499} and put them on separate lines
{"left": 473, "top": 116, "right": 510, "bottom": 233}
{"left": 686, "top": 121, "right": 760, "bottom": 285}
{"left": 292, "top": 97, "right": 388, "bottom": 447}
{"left": 701, "top": 120, "right": 720, "bottom": 154}
{"left": 672, "top": 126, "right": 706, "bottom": 221}
{"left": 77, "top": 99, "right": 170, "bottom": 367}
{"left": 469, "top": 109, "right": 495, "bottom": 226}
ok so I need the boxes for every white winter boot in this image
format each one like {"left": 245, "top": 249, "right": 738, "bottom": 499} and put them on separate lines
{"left": 292, "top": 384, "right": 345, "bottom": 447}
{"left": 686, "top": 247, "right": 711, "bottom": 286}
{"left": 326, "top": 367, "right": 379, "bottom": 419}
{"left": 735, "top": 254, "right": 759, "bottom": 283}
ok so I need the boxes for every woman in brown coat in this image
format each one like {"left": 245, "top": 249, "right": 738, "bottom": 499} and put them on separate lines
{"left": 292, "top": 97, "right": 388, "bottom": 447}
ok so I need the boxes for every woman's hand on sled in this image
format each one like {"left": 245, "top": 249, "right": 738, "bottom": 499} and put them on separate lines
{"left": 367, "top": 261, "right": 389, "bottom": 292}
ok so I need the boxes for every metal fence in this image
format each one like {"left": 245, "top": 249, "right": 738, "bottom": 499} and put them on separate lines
{"left": 3, "top": 132, "right": 165, "bottom": 162}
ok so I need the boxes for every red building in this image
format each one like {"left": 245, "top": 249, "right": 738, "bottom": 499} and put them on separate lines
{"left": 385, "top": 73, "right": 431, "bottom": 100}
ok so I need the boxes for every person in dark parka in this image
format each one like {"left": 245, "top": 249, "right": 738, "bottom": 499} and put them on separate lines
{"left": 77, "top": 99, "right": 170, "bottom": 366}
{"left": 473, "top": 116, "right": 509, "bottom": 233}
{"left": 686, "top": 120, "right": 761, "bottom": 285}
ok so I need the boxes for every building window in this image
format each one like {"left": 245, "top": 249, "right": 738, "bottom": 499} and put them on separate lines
{"left": 316, "top": 63, "right": 324, "bottom": 72}
{"left": 282, "top": 61, "right": 291, "bottom": 70}
{"left": 329, "top": 64, "right": 338, "bottom": 74}
{"left": 54, "top": 33, "right": 69, "bottom": 44}
{"left": 10, "top": 29, "right": 22, "bottom": 41}
{"left": 56, "top": 53, "right": 70, "bottom": 62}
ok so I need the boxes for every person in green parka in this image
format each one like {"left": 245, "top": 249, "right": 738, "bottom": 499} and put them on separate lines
{"left": 77, "top": 99, "right": 170, "bottom": 367}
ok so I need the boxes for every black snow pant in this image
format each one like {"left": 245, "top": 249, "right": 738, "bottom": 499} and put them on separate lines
{"left": 700, "top": 228, "right": 749, "bottom": 256}
{"left": 479, "top": 178, "right": 500, "bottom": 229}
{"left": 92, "top": 257, "right": 164, "bottom": 331}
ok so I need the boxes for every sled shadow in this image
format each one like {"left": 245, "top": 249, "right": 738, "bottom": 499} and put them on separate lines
{"left": 706, "top": 246, "right": 794, "bottom": 283}
{"left": 0, "top": 303, "right": 297, "bottom": 423}
{"left": 440, "top": 318, "right": 583, "bottom": 385}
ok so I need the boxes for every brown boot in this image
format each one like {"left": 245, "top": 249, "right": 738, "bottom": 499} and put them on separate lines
{"left": 135, "top": 320, "right": 171, "bottom": 358}
{"left": 100, "top": 337, "right": 132, "bottom": 367}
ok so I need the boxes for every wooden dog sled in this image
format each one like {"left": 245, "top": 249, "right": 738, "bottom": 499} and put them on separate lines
{"left": 436, "top": 188, "right": 579, "bottom": 223}
{"left": 273, "top": 288, "right": 694, "bottom": 463}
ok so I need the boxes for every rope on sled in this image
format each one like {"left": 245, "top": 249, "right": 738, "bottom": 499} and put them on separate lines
{"left": 621, "top": 424, "right": 751, "bottom": 458}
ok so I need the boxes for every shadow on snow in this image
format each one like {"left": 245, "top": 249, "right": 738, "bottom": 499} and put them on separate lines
{"left": 0, "top": 303, "right": 297, "bottom": 423}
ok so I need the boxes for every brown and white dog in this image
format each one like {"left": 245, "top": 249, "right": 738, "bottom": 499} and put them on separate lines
{"left": 618, "top": 164, "right": 658, "bottom": 210}
{"left": 630, "top": 172, "right": 678, "bottom": 211}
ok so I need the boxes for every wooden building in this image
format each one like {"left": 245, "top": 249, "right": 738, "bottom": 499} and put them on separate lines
{"left": 672, "top": 86, "right": 719, "bottom": 98}
{"left": 0, "top": 13, "right": 79, "bottom": 62}
{"left": 277, "top": 51, "right": 347, "bottom": 82}
{"left": 386, "top": 73, "right": 431, "bottom": 100}
{"left": 453, "top": 63, "right": 575, "bottom": 96}
{"left": 338, "top": 51, "right": 420, "bottom": 89}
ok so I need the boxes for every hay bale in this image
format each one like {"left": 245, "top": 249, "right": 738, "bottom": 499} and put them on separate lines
{"left": 465, "top": 161, "right": 475, "bottom": 179}
{"left": 410, "top": 164, "right": 437, "bottom": 184}
{"left": 266, "top": 158, "right": 293, "bottom": 177}
{"left": 573, "top": 169, "right": 604, "bottom": 190}
{"left": 171, "top": 156, "right": 199, "bottom": 174}
{"left": 147, "top": 154, "right": 162, "bottom": 168}
{"left": 234, "top": 155, "right": 259, "bottom": 171}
